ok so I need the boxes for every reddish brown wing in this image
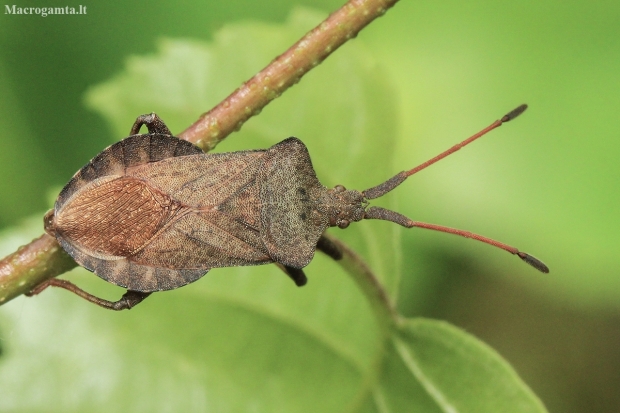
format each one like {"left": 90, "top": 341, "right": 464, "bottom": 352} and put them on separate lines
{"left": 53, "top": 135, "right": 208, "bottom": 291}
{"left": 55, "top": 176, "right": 176, "bottom": 259}
{"left": 52, "top": 135, "right": 271, "bottom": 292}
{"left": 258, "top": 138, "right": 329, "bottom": 268}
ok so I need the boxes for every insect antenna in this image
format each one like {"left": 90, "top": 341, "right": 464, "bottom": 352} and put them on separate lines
{"left": 363, "top": 104, "right": 528, "bottom": 200}
{"left": 360, "top": 104, "right": 549, "bottom": 273}
{"left": 363, "top": 206, "right": 548, "bottom": 273}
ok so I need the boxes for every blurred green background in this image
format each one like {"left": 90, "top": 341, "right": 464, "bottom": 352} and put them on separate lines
{"left": 1, "top": 0, "right": 619, "bottom": 412}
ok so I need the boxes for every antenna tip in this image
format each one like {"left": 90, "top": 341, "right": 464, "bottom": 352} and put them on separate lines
{"left": 517, "top": 252, "right": 549, "bottom": 273}
{"left": 501, "top": 104, "right": 528, "bottom": 123}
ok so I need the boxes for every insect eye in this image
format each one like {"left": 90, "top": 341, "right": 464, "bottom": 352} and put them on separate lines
{"left": 338, "top": 220, "right": 350, "bottom": 229}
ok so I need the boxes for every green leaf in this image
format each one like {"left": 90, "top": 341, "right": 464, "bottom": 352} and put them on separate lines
{"left": 371, "top": 319, "right": 547, "bottom": 413}
{"left": 0, "top": 277, "right": 377, "bottom": 412}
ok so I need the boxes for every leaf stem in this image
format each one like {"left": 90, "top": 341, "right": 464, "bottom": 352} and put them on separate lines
{"left": 322, "top": 234, "right": 403, "bottom": 334}
{"left": 0, "top": 0, "right": 401, "bottom": 306}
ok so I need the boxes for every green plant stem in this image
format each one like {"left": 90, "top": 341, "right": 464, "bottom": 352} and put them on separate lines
{"left": 0, "top": 0, "right": 401, "bottom": 307}
{"left": 322, "top": 233, "right": 403, "bottom": 334}
{"left": 179, "top": 0, "right": 400, "bottom": 151}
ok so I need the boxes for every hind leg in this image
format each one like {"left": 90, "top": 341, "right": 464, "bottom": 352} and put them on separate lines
{"left": 27, "top": 278, "right": 151, "bottom": 310}
{"left": 130, "top": 113, "right": 173, "bottom": 136}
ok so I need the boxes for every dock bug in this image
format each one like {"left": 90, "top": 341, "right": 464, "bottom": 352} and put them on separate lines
{"left": 29, "top": 105, "right": 548, "bottom": 310}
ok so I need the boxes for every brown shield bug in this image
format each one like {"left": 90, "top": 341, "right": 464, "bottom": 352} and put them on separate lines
{"left": 29, "top": 105, "right": 548, "bottom": 310}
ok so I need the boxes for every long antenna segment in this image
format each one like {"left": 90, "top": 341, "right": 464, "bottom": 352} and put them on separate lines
{"left": 362, "top": 104, "right": 549, "bottom": 273}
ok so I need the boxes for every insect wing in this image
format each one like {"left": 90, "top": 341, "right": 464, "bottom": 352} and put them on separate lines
{"left": 126, "top": 147, "right": 273, "bottom": 274}
{"left": 52, "top": 135, "right": 208, "bottom": 292}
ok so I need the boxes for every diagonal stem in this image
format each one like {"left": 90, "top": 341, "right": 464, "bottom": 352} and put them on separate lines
{"left": 179, "top": 0, "right": 400, "bottom": 151}
{"left": 0, "top": 234, "right": 76, "bottom": 305}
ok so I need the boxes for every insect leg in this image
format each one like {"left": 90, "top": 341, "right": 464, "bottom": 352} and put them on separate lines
{"left": 276, "top": 235, "right": 345, "bottom": 286}
{"left": 26, "top": 278, "right": 151, "bottom": 310}
{"left": 129, "top": 113, "right": 173, "bottom": 136}
{"left": 316, "top": 235, "right": 343, "bottom": 261}
{"left": 275, "top": 264, "right": 307, "bottom": 286}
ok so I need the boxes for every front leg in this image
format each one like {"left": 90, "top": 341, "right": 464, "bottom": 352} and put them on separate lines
{"left": 130, "top": 113, "right": 173, "bottom": 136}
{"left": 275, "top": 264, "right": 308, "bottom": 286}
{"left": 275, "top": 236, "right": 344, "bottom": 287}
{"left": 27, "top": 279, "right": 151, "bottom": 310}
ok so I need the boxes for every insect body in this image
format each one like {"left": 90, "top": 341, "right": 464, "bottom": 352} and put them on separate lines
{"left": 33, "top": 108, "right": 548, "bottom": 310}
